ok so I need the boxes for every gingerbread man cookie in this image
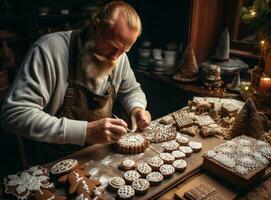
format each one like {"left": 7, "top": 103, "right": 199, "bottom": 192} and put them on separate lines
{"left": 51, "top": 159, "right": 101, "bottom": 200}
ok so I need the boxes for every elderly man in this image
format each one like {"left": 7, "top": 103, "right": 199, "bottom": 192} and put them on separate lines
{"left": 1, "top": 1, "right": 151, "bottom": 164}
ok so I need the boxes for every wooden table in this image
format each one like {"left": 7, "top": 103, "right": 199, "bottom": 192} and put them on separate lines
{"left": 46, "top": 133, "right": 224, "bottom": 200}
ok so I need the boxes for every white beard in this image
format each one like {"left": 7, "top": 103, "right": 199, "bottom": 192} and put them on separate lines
{"left": 80, "top": 47, "right": 117, "bottom": 93}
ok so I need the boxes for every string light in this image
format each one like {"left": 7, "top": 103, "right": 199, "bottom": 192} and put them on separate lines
{"left": 250, "top": 9, "right": 256, "bottom": 16}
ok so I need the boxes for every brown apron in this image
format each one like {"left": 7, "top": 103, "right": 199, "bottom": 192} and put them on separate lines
{"left": 31, "top": 30, "right": 116, "bottom": 164}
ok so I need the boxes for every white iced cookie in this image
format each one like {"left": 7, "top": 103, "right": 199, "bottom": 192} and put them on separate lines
{"left": 50, "top": 159, "right": 78, "bottom": 175}
{"left": 123, "top": 170, "right": 141, "bottom": 184}
{"left": 136, "top": 163, "right": 152, "bottom": 177}
{"left": 120, "top": 159, "right": 136, "bottom": 171}
{"left": 173, "top": 159, "right": 187, "bottom": 172}
{"left": 116, "top": 133, "right": 148, "bottom": 154}
{"left": 117, "top": 185, "right": 135, "bottom": 200}
{"left": 108, "top": 176, "right": 125, "bottom": 192}
{"left": 131, "top": 178, "right": 150, "bottom": 195}
{"left": 148, "top": 156, "right": 164, "bottom": 171}
{"left": 146, "top": 172, "right": 163, "bottom": 186}
{"left": 189, "top": 141, "right": 202, "bottom": 152}
{"left": 159, "top": 152, "right": 175, "bottom": 164}
{"left": 179, "top": 146, "right": 193, "bottom": 157}
{"left": 159, "top": 164, "right": 175, "bottom": 178}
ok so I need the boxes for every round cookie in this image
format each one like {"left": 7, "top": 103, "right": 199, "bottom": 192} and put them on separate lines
{"left": 188, "top": 141, "right": 202, "bottom": 152}
{"left": 120, "top": 159, "right": 136, "bottom": 171}
{"left": 172, "top": 159, "right": 187, "bottom": 172}
{"left": 179, "top": 146, "right": 193, "bottom": 157}
{"left": 164, "top": 141, "right": 180, "bottom": 152}
{"left": 159, "top": 164, "right": 175, "bottom": 178}
{"left": 171, "top": 150, "right": 186, "bottom": 160}
{"left": 117, "top": 185, "right": 135, "bottom": 200}
{"left": 159, "top": 153, "right": 175, "bottom": 164}
{"left": 123, "top": 170, "right": 141, "bottom": 184}
{"left": 176, "top": 135, "right": 189, "bottom": 146}
{"left": 146, "top": 172, "right": 164, "bottom": 186}
{"left": 148, "top": 156, "right": 164, "bottom": 171}
{"left": 116, "top": 133, "right": 148, "bottom": 154}
{"left": 50, "top": 159, "right": 78, "bottom": 175}
{"left": 108, "top": 176, "right": 125, "bottom": 192}
{"left": 136, "top": 163, "right": 152, "bottom": 177}
{"left": 131, "top": 178, "right": 150, "bottom": 195}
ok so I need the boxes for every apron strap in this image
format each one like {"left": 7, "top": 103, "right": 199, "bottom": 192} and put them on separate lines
{"left": 68, "top": 29, "right": 81, "bottom": 82}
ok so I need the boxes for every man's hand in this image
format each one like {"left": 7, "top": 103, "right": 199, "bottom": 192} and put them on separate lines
{"left": 85, "top": 118, "right": 128, "bottom": 144}
{"left": 130, "top": 107, "right": 151, "bottom": 132}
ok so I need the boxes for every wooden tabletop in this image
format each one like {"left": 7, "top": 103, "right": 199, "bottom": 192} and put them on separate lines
{"left": 46, "top": 134, "right": 224, "bottom": 200}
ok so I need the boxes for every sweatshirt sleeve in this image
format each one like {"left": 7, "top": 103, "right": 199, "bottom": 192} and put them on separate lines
{"left": 117, "top": 54, "right": 147, "bottom": 114}
{"left": 1, "top": 42, "right": 87, "bottom": 145}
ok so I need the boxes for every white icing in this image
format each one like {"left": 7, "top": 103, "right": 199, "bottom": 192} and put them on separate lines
{"left": 124, "top": 170, "right": 141, "bottom": 181}
{"left": 100, "top": 156, "right": 112, "bottom": 166}
{"left": 74, "top": 172, "right": 84, "bottom": 183}
{"left": 132, "top": 178, "right": 150, "bottom": 191}
{"left": 122, "top": 159, "right": 135, "bottom": 168}
{"left": 205, "top": 135, "right": 271, "bottom": 176}
{"left": 88, "top": 168, "right": 99, "bottom": 176}
{"left": 109, "top": 177, "right": 125, "bottom": 188}
{"left": 50, "top": 159, "right": 77, "bottom": 174}
{"left": 117, "top": 185, "right": 135, "bottom": 198}
{"left": 5, "top": 166, "right": 54, "bottom": 199}
{"left": 146, "top": 172, "right": 163, "bottom": 182}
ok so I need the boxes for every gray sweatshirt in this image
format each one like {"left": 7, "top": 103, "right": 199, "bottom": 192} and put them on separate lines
{"left": 1, "top": 31, "right": 147, "bottom": 145}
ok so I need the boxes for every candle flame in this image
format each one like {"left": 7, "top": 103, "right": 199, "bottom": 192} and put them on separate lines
{"left": 250, "top": 10, "right": 256, "bottom": 16}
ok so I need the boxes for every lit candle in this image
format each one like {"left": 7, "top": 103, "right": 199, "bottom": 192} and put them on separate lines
{"left": 260, "top": 77, "right": 271, "bottom": 94}
{"left": 265, "top": 51, "right": 271, "bottom": 75}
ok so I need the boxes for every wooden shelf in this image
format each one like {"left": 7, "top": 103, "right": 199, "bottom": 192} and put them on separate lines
{"left": 38, "top": 13, "right": 91, "bottom": 20}
{"left": 230, "top": 49, "right": 261, "bottom": 61}
{"left": 135, "top": 69, "right": 240, "bottom": 98}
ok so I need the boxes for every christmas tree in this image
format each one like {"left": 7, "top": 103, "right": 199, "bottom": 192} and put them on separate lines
{"left": 241, "top": 0, "right": 271, "bottom": 74}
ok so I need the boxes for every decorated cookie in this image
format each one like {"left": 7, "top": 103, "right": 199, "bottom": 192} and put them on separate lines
{"left": 173, "top": 159, "right": 187, "bottom": 172}
{"left": 146, "top": 172, "right": 164, "bottom": 186}
{"left": 131, "top": 178, "right": 150, "bottom": 195}
{"left": 164, "top": 141, "right": 180, "bottom": 152}
{"left": 195, "top": 115, "right": 216, "bottom": 126}
{"left": 117, "top": 185, "right": 135, "bottom": 200}
{"left": 176, "top": 135, "right": 189, "bottom": 146}
{"left": 57, "top": 163, "right": 101, "bottom": 200}
{"left": 159, "top": 153, "right": 175, "bottom": 164}
{"left": 146, "top": 124, "right": 177, "bottom": 143}
{"left": 3, "top": 165, "right": 64, "bottom": 200}
{"left": 148, "top": 156, "right": 164, "bottom": 171}
{"left": 50, "top": 159, "right": 78, "bottom": 176}
{"left": 174, "top": 114, "right": 196, "bottom": 130}
{"left": 179, "top": 146, "right": 193, "bottom": 157}
{"left": 184, "top": 183, "right": 216, "bottom": 200}
{"left": 34, "top": 189, "right": 66, "bottom": 200}
{"left": 159, "top": 115, "right": 174, "bottom": 125}
{"left": 159, "top": 164, "right": 175, "bottom": 178}
{"left": 179, "top": 126, "right": 199, "bottom": 136}
{"left": 108, "top": 177, "right": 126, "bottom": 192}
{"left": 123, "top": 170, "right": 141, "bottom": 185}
{"left": 116, "top": 133, "right": 148, "bottom": 154}
{"left": 188, "top": 141, "right": 202, "bottom": 152}
{"left": 120, "top": 159, "right": 136, "bottom": 171}
{"left": 136, "top": 163, "right": 152, "bottom": 177}
{"left": 171, "top": 150, "right": 186, "bottom": 160}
